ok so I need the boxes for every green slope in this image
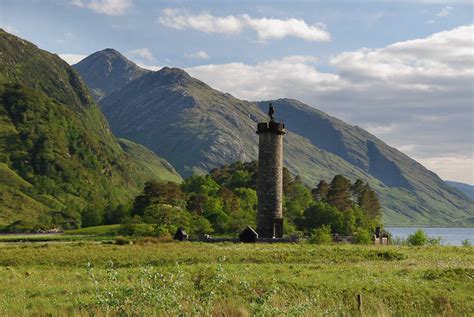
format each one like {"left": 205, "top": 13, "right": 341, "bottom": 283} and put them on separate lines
{"left": 445, "top": 181, "right": 474, "bottom": 200}
{"left": 0, "top": 30, "right": 181, "bottom": 228}
{"left": 0, "top": 163, "right": 49, "bottom": 227}
{"left": 118, "top": 138, "right": 182, "bottom": 183}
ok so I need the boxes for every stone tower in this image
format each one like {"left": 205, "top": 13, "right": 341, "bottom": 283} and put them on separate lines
{"left": 256, "top": 105, "right": 285, "bottom": 238}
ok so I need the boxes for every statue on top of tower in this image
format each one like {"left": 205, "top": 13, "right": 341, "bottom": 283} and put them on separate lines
{"left": 268, "top": 103, "right": 275, "bottom": 121}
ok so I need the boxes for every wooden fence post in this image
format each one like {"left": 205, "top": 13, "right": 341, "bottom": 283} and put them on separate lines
{"left": 357, "top": 294, "right": 362, "bottom": 311}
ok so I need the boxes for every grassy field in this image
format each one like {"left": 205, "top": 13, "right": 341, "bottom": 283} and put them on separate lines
{"left": 0, "top": 225, "right": 120, "bottom": 242}
{"left": 64, "top": 224, "right": 121, "bottom": 236}
{"left": 0, "top": 241, "right": 473, "bottom": 316}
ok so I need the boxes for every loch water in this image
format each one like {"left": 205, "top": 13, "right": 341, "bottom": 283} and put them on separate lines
{"left": 386, "top": 227, "right": 474, "bottom": 246}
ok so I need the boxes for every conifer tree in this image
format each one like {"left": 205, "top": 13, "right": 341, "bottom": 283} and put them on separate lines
{"left": 186, "top": 194, "right": 206, "bottom": 215}
{"left": 327, "top": 175, "right": 352, "bottom": 211}
{"left": 351, "top": 179, "right": 366, "bottom": 201}
{"left": 312, "top": 180, "right": 329, "bottom": 201}
{"left": 358, "top": 187, "right": 381, "bottom": 219}
{"left": 219, "top": 187, "right": 240, "bottom": 214}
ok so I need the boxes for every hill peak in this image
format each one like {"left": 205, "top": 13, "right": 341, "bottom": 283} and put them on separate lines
{"left": 88, "top": 48, "right": 131, "bottom": 62}
{"left": 74, "top": 48, "right": 149, "bottom": 100}
{"left": 152, "top": 67, "right": 192, "bottom": 85}
{"left": 99, "top": 48, "right": 122, "bottom": 55}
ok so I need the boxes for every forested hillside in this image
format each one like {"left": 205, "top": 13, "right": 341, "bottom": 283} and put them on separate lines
{"left": 0, "top": 29, "right": 181, "bottom": 231}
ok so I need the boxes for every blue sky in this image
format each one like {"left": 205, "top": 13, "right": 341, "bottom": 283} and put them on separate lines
{"left": 1, "top": 0, "right": 473, "bottom": 184}
{"left": 2, "top": 1, "right": 472, "bottom": 67}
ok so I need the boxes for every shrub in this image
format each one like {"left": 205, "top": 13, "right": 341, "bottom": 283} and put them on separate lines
{"left": 154, "top": 225, "right": 170, "bottom": 237}
{"left": 132, "top": 223, "right": 157, "bottom": 237}
{"left": 118, "top": 223, "right": 155, "bottom": 236}
{"left": 290, "top": 231, "right": 304, "bottom": 239}
{"left": 283, "top": 219, "right": 298, "bottom": 236}
{"left": 309, "top": 225, "right": 332, "bottom": 244}
{"left": 461, "top": 239, "right": 471, "bottom": 247}
{"left": 136, "top": 235, "right": 173, "bottom": 244}
{"left": 190, "top": 217, "right": 214, "bottom": 234}
{"left": 369, "top": 250, "right": 407, "bottom": 261}
{"left": 407, "top": 229, "right": 428, "bottom": 246}
{"left": 81, "top": 208, "right": 104, "bottom": 228}
{"left": 428, "top": 236, "right": 443, "bottom": 246}
{"left": 115, "top": 236, "right": 131, "bottom": 245}
{"left": 355, "top": 229, "right": 372, "bottom": 244}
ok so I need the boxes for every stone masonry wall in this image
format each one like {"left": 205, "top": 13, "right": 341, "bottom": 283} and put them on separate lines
{"left": 257, "top": 126, "right": 284, "bottom": 238}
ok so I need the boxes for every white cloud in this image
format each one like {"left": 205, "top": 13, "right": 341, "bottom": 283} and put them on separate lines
{"left": 70, "top": 0, "right": 132, "bottom": 16}
{"left": 365, "top": 124, "right": 397, "bottom": 136}
{"left": 135, "top": 62, "right": 162, "bottom": 71}
{"left": 2, "top": 24, "right": 20, "bottom": 36}
{"left": 328, "top": 24, "right": 473, "bottom": 85}
{"left": 159, "top": 8, "right": 243, "bottom": 34}
{"left": 187, "top": 51, "right": 210, "bottom": 60}
{"left": 126, "top": 48, "right": 154, "bottom": 62}
{"left": 158, "top": 9, "right": 330, "bottom": 42}
{"left": 436, "top": 5, "right": 453, "bottom": 17}
{"left": 186, "top": 55, "right": 339, "bottom": 101}
{"left": 241, "top": 15, "right": 330, "bottom": 41}
{"left": 416, "top": 155, "right": 473, "bottom": 185}
{"left": 397, "top": 144, "right": 418, "bottom": 153}
{"left": 184, "top": 25, "right": 474, "bottom": 183}
{"left": 59, "top": 53, "right": 87, "bottom": 64}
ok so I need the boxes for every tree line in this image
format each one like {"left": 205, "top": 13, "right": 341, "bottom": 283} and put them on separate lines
{"left": 3, "top": 160, "right": 382, "bottom": 238}
{"left": 112, "top": 161, "right": 382, "bottom": 239}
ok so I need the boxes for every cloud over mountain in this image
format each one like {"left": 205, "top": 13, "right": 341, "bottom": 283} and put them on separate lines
{"left": 187, "top": 50, "right": 210, "bottom": 60}
{"left": 70, "top": 0, "right": 133, "bottom": 16}
{"left": 126, "top": 48, "right": 155, "bottom": 62}
{"left": 158, "top": 9, "right": 331, "bottom": 42}
{"left": 437, "top": 5, "right": 453, "bottom": 17}
{"left": 59, "top": 53, "right": 88, "bottom": 64}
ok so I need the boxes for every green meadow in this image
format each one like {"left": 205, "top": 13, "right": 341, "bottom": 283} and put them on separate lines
{"left": 0, "top": 239, "right": 472, "bottom": 316}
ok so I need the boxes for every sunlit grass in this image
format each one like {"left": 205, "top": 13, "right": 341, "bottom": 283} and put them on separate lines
{"left": 0, "top": 242, "right": 472, "bottom": 315}
{"left": 64, "top": 224, "right": 121, "bottom": 236}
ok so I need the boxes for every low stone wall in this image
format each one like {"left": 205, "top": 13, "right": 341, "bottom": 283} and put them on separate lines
{"left": 185, "top": 236, "right": 301, "bottom": 243}
{"left": 189, "top": 237, "right": 239, "bottom": 243}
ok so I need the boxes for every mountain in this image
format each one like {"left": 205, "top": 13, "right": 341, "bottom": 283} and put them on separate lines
{"left": 73, "top": 48, "right": 150, "bottom": 101}
{"left": 79, "top": 50, "right": 473, "bottom": 227}
{"left": 0, "top": 30, "right": 181, "bottom": 229}
{"left": 445, "top": 181, "right": 474, "bottom": 200}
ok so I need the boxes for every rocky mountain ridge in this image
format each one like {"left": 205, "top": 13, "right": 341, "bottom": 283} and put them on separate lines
{"left": 73, "top": 48, "right": 150, "bottom": 101}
